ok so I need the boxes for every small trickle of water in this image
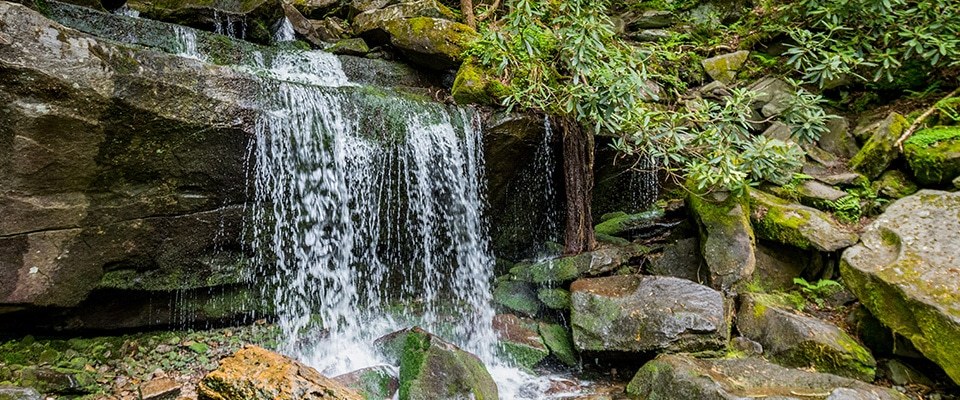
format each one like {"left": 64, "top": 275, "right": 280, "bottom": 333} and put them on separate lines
{"left": 214, "top": 10, "right": 246, "bottom": 40}
{"left": 111, "top": 5, "right": 139, "bottom": 18}
{"left": 273, "top": 17, "right": 296, "bottom": 43}
{"left": 173, "top": 26, "right": 204, "bottom": 61}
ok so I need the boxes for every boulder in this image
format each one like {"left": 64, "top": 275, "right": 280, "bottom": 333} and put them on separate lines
{"left": 872, "top": 170, "right": 918, "bottom": 200}
{"left": 510, "top": 244, "right": 646, "bottom": 284}
{"left": 570, "top": 275, "right": 728, "bottom": 353}
{"left": 311, "top": 17, "right": 349, "bottom": 41}
{"left": 352, "top": 0, "right": 455, "bottom": 35}
{"left": 332, "top": 365, "right": 398, "bottom": 400}
{"left": 280, "top": 2, "right": 326, "bottom": 46}
{"left": 626, "top": 355, "right": 907, "bottom": 400}
{"left": 647, "top": 237, "right": 707, "bottom": 284}
{"left": 903, "top": 126, "right": 960, "bottom": 186}
{"left": 737, "top": 293, "right": 877, "bottom": 381}
{"left": 492, "top": 314, "right": 549, "bottom": 370}
{"left": 374, "top": 327, "right": 499, "bottom": 400}
{"left": 818, "top": 116, "right": 860, "bottom": 159}
{"left": 593, "top": 209, "right": 665, "bottom": 238}
{"left": 796, "top": 180, "right": 850, "bottom": 207}
{"left": 327, "top": 38, "right": 370, "bottom": 56}
{"left": 492, "top": 280, "right": 540, "bottom": 316}
{"left": 126, "top": 0, "right": 285, "bottom": 44}
{"left": 537, "top": 288, "right": 571, "bottom": 310}
{"left": 747, "top": 77, "right": 795, "bottom": 118}
{"left": 291, "top": 0, "right": 340, "bottom": 19}
{"left": 538, "top": 322, "right": 577, "bottom": 366}
{"left": 751, "top": 242, "right": 818, "bottom": 292}
{"left": 749, "top": 190, "right": 858, "bottom": 252}
{"left": 701, "top": 50, "right": 749, "bottom": 84}
{"left": 627, "top": 10, "right": 674, "bottom": 29}
{"left": 0, "top": 387, "right": 41, "bottom": 400}
{"left": 197, "top": 346, "right": 361, "bottom": 400}
{"left": 380, "top": 17, "right": 477, "bottom": 70}
{"left": 452, "top": 58, "right": 510, "bottom": 105}
{"left": 849, "top": 113, "right": 908, "bottom": 179}
{"left": 687, "top": 189, "right": 755, "bottom": 292}
{"left": 840, "top": 190, "right": 960, "bottom": 384}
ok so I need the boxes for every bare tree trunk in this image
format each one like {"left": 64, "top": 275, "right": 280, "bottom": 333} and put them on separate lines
{"left": 559, "top": 116, "right": 596, "bottom": 255}
{"left": 461, "top": 0, "right": 476, "bottom": 29}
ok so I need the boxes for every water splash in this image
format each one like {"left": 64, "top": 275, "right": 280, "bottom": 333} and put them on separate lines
{"left": 111, "top": 5, "right": 139, "bottom": 18}
{"left": 273, "top": 17, "right": 296, "bottom": 43}
{"left": 172, "top": 26, "right": 204, "bottom": 61}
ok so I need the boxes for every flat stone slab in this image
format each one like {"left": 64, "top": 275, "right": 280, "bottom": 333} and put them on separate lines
{"left": 570, "top": 275, "right": 728, "bottom": 353}
{"left": 841, "top": 190, "right": 960, "bottom": 385}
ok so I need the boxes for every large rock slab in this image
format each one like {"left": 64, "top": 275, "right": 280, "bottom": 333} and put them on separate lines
{"left": 626, "top": 355, "right": 907, "bottom": 400}
{"left": 749, "top": 189, "right": 858, "bottom": 252}
{"left": 688, "top": 189, "right": 755, "bottom": 292}
{"left": 570, "top": 275, "right": 728, "bottom": 353}
{"left": 840, "top": 190, "right": 960, "bottom": 384}
{"left": 738, "top": 293, "right": 876, "bottom": 381}
{"left": 380, "top": 17, "right": 477, "bottom": 70}
{"left": 198, "top": 345, "right": 362, "bottom": 400}
{"left": 375, "top": 327, "right": 498, "bottom": 400}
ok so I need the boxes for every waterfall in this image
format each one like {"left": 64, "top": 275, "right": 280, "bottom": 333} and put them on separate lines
{"left": 173, "top": 26, "right": 204, "bottom": 61}
{"left": 273, "top": 17, "right": 296, "bottom": 43}
{"left": 247, "top": 51, "right": 497, "bottom": 375}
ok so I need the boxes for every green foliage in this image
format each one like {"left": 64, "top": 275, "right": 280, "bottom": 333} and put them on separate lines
{"left": 830, "top": 194, "right": 862, "bottom": 224}
{"left": 793, "top": 278, "right": 843, "bottom": 308}
{"left": 766, "top": 0, "right": 960, "bottom": 86}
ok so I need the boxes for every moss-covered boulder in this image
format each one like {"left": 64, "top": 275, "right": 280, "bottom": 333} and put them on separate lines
{"left": 626, "top": 355, "right": 907, "bottom": 400}
{"left": 840, "top": 190, "right": 960, "bottom": 385}
{"left": 570, "top": 275, "right": 728, "bottom": 353}
{"left": 492, "top": 280, "right": 540, "bottom": 316}
{"left": 327, "top": 38, "right": 370, "bottom": 56}
{"left": 352, "top": 0, "right": 455, "bottom": 35}
{"left": 749, "top": 189, "right": 858, "bottom": 252}
{"left": 903, "top": 126, "right": 960, "bottom": 186}
{"left": 332, "top": 366, "right": 398, "bottom": 400}
{"left": 380, "top": 17, "right": 477, "bottom": 69}
{"left": 537, "top": 288, "right": 570, "bottom": 310}
{"left": 872, "top": 170, "right": 919, "bottom": 200}
{"left": 492, "top": 314, "right": 549, "bottom": 370}
{"left": 701, "top": 50, "right": 749, "bottom": 84}
{"left": 687, "top": 188, "right": 755, "bottom": 292}
{"left": 737, "top": 293, "right": 876, "bottom": 381}
{"left": 647, "top": 237, "right": 707, "bottom": 284}
{"left": 538, "top": 323, "right": 577, "bottom": 366}
{"left": 126, "top": 0, "right": 285, "bottom": 44}
{"left": 510, "top": 244, "right": 646, "bottom": 284}
{"left": 849, "top": 112, "right": 908, "bottom": 179}
{"left": 197, "top": 345, "right": 362, "bottom": 400}
{"left": 818, "top": 115, "right": 860, "bottom": 159}
{"left": 593, "top": 209, "right": 665, "bottom": 238}
{"left": 452, "top": 58, "right": 509, "bottom": 105}
{"left": 374, "top": 327, "right": 498, "bottom": 400}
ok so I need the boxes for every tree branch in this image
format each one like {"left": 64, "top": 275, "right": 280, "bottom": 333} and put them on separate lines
{"left": 895, "top": 86, "right": 960, "bottom": 151}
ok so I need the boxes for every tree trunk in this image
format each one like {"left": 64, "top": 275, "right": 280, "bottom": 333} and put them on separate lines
{"left": 559, "top": 115, "right": 596, "bottom": 255}
{"left": 461, "top": 0, "right": 476, "bottom": 29}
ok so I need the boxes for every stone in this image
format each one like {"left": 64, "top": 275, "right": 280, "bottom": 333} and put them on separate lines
{"left": 380, "top": 17, "right": 478, "bottom": 70}
{"left": 881, "top": 360, "right": 933, "bottom": 387}
{"left": 593, "top": 209, "right": 665, "bottom": 238}
{"left": 647, "top": 237, "right": 707, "bottom": 284}
{"left": 626, "top": 355, "right": 907, "bottom": 400}
{"left": 761, "top": 121, "right": 792, "bottom": 141}
{"left": 687, "top": 189, "right": 755, "bottom": 292}
{"left": 537, "top": 288, "right": 571, "bottom": 310}
{"left": 352, "top": 0, "right": 455, "bottom": 36}
{"left": 492, "top": 314, "right": 549, "bottom": 370}
{"left": 903, "top": 126, "right": 960, "bottom": 186}
{"left": 750, "top": 242, "right": 818, "bottom": 292}
{"left": 796, "top": 180, "right": 850, "bottom": 206}
{"left": 749, "top": 189, "right": 858, "bottom": 252}
{"left": 570, "top": 275, "right": 728, "bottom": 353}
{"left": 197, "top": 346, "right": 361, "bottom": 400}
{"left": 819, "top": 116, "right": 860, "bottom": 159}
{"left": 730, "top": 336, "right": 763, "bottom": 355}
{"left": 628, "top": 10, "right": 674, "bottom": 29}
{"left": 492, "top": 280, "right": 540, "bottom": 316}
{"left": 538, "top": 323, "right": 577, "bottom": 366}
{"left": 840, "top": 190, "right": 960, "bottom": 384}
{"left": 332, "top": 365, "right": 398, "bottom": 400}
{"left": 140, "top": 377, "right": 180, "bottom": 400}
{"left": 14, "top": 367, "right": 97, "bottom": 395}
{"left": 737, "top": 293, "right": 877, "bottom": 381}
{"left": 327, "top": 38, "right": 370, "bottom": 56}
{"left": 510, "top": 244, "right": 646, "bottom": 284}
{"left": 747, "top": 77, "right": 795, "bottom": 118}
{"left": 374, "top": 327, "right": 498, "bottom": 400}
{"left": 849, "top": 112, "right": 908, "bottom": 179}
{"left": 872, "top": 170, "right": 918, "bottom": 200}
{"left": 452, "top": 58, "right": 509, "bottom": 105}
{"left": 0, "top": 386, "right": 41, "bottom": 400}
{"left": 629, "top": 29, "right": 671, "bottom": 42}
{"left": 292, "top": 0, "right": 340, "bottom": 19}
{"left": 701, "top": 50, "right": 749, "bottom": 84}
{"left": 126, "top": 0, "right": 285, "bottom": 44}
{"left": 311, "top": 17, "right": 349, "bottom": 41}
{"left": 281, "top": 2, "right": 323, "bottom": 46}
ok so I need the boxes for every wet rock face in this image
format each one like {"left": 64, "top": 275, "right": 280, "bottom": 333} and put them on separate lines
{"left": 687, "top": 189, "right": 755, "bottom": 292}
{"left": 126, "top": 0, "right": 286, "bottom": 44}
{"left": 626, "top": 355, "right": 907, "bottom": 400}
{"left": 0, "top": 1, "right": 255, "bottom": 326}
{"left": 840, "top": 190, "right": 960, "bottom": 385}
{"left": 570, "top": 275, "right": 728, "bottom": 353}
{"left": 198, "top": 345, "right": 362, "bottom": 400}
{"left": 749, "top": 189, "right": 858, "bottom": 252}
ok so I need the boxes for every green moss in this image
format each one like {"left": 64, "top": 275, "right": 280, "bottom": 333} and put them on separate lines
{"left": 903, "top": 126, "right": 960, "bottom": 186}
{"left": 849, "top": 113, "right": 908, "bottom": 179}
{"left": 398, "top": 330, "right": 430, "bottom": 400}
{"left": 496, "top": 341, "right": 548, "bottom": 371}
{"left": 492, "top": 280, "right": 540, "bottom": 316}
{"left": 872, "top": 170, "right": 918, "bottom": 199}
{"left": 538, "top": 323, "right": 578, "bottom": 366}
{"left": 537, "top": 288, "right": 571, "bottom": 310}
{"left": 594, "top": 209, "right": 665, "bottom": 237}
{"left": 452, "top": 58, "right": 508, "bottom": 105}
{"left": 510, "top": 254, "right": 587, "bottom": 284}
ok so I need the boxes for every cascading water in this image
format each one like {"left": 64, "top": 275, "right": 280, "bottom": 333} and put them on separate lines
{"left": 173, "top": 26, "right": 204, "bottom": 61}
{"left": 273, "top": 17, "right": 295, "bottom": 43}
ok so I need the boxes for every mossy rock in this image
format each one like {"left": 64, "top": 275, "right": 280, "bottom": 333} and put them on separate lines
{"left": 332, "top": 365, "right": 398, "bottom": 399}
{"left": 451, "top": 58, "right": 510, "bottom": 105}
{"left": 593, "top": 209, "right": 665, "bottom": 238}
{"left": 737, "top": 293, "right": 876, "bottom": 381}
{"left": 701, "top": 50, "right": 749, "bottom": 84}
{"left": 510, "top": 244, "right": 646, "bottom": 284}
{"left": 536, "top": 288, "right": 570, "bottom": 310}
{"left": 872, "top": 170, "right": 918, "bottom": 199}
{"left": 686, "top": 186, "right": 755, "bottom": 292}
{"left": 903, "top": 126, "right": 960, "bottom": 186}
{"left": 492, "top": 314, "right": 548, "bottom": 370}
{"left": 327, "top": 38, "right": 370, "bottom": 56}
{"left": 492, "top": 280, "right": 540, "bottom": 316}
{"left": 381, "top": 17, "right": 477, "bottom": 70}
{"left": 849, "top": 112, "right": 908, "bottom": 179}
{"left": 840, "top": 190, "right": 960, "bottom": 385}
{"left": 538, "top": 323, "right": 577, "bottom": 366}
{"left": 748, "top": 189, "right": 858, "bottom": 252}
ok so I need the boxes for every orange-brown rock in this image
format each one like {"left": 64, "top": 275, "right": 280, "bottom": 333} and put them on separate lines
{"left": 197, "top": 345, "right": 362, "bottom": 400}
